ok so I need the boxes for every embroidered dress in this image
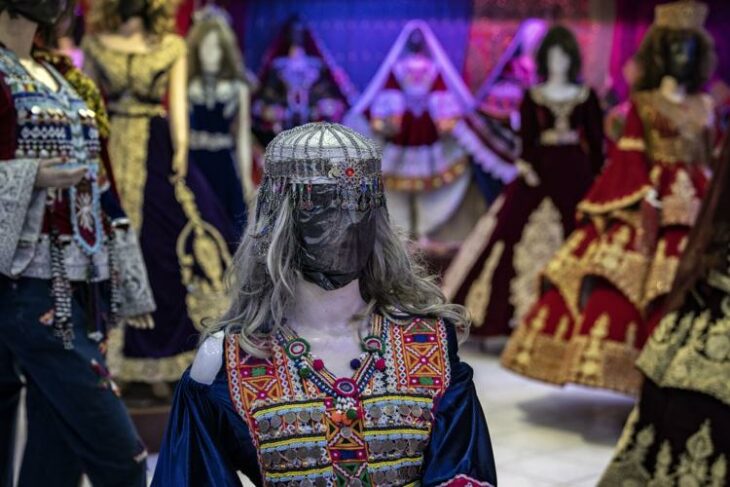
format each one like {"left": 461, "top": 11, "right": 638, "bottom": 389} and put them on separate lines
{"left": 252, "top": 19, "right": 356, "bottom": 147}
{"left": 0, "top": 47, "right": 153, "bottom": 486}
{"left": 599, "top": 179, "right": 730, "bottom": 486}
{"left": 501, "top": 90, "right": 714, "bottom": 395}
{"left": 189, "top": 78, "right": 248, "bottom": 247}
{"left": 442, "top": 86, "right": 603, "bottom": 336}
{"left": 83, "top": 34, "right": 234, "bottom": 382}
{"left": 346, "top": 20, "right": 516, "bottom": 240}
{"left": 152, "top": 316, "right": 496, "bottom": 486}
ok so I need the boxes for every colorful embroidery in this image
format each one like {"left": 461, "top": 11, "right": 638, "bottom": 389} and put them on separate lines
{"left": 225, "top": 315, "right": 451, "bottom": 486}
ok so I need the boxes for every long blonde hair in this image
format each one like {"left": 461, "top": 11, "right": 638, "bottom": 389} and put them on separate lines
{"left": 206, "top": 198, "right": 469, "bottom": 357}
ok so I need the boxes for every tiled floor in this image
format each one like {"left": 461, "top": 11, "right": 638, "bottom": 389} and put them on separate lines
{"left": 31, "top": 340, "right": 636, "bottom": 487}
{"left": 466, "top": 339, "right": 635, "bottom": 487}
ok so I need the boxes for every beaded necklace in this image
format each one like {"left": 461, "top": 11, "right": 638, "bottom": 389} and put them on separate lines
{"left": 277, "top": 314, "right": 388, "bottom": 422}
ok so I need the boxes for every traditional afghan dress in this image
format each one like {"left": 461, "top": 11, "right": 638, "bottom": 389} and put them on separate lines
{"left": 0, "top": 46, "right": 153, "bottom": 486}
{"left": 443, "top": 85, "right": 603, "bottom": 336}
{"left": 501, "top": 89, "right": 714, "bottom": 395}
{"left": 83, "top": 34, "right": 233, "bottom": 383}
{"left": 152, "top": 315, "right": 497, "bottom": 486}
{"left": 346, "top": 20, "right": 516, "bottom": 240}
{"left": 599, "top": 140, "right": 730, "bottom": 485}
{"left": 188, "top": 77, "right": 249, "bottom": 248}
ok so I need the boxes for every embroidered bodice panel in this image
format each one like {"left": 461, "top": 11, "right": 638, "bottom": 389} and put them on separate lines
{"left": 188, "top": 78, "right": 240, "bottom": 151}
{"left": 0, "top": 47, "right": 107, "bottom": 278}
{"left": 634, "top": 90, "right": 713, "bottom": 165}
{"left": 83, "top": 34, "right": 185, "bottom": 112}
{"left": 225, "top": 315, "right": 452, "bottom": 486}
{"left": 527, "top": 85, "right": 591, "bottom": 146}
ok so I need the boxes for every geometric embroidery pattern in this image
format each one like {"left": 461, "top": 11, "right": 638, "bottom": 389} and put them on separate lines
{"left": 225, "top": 315, "right": 452, "bottom": 486}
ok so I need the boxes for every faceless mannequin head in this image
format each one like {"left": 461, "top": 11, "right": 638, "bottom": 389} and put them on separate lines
{"left": 536, "top": 25, "right": 582, "bottom": 83}
{"left": 634, "top": 1, "right": 715, "bottom": 93}
{"left": 199, "top": 30, "right": 223, "bottom": 76}
{"left": 187, "top": 9, "right": 244, "bottom": 82}
{"left": 546, "top": 45, "right": 571, "bottom": 81}
{"left": 119, "top": 0, "right": 146, "bottom": 23}
{"left": 406, "top": 29, "right": 426, "bottom": 54}
{"left": 665, "top": 30, "right": 699, "bottom": 84}
{"left": 0, "top": 0, "right": 68, "bottom": 26}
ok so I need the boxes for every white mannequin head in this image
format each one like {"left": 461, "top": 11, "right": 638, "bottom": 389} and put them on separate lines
{"left": 199, "top": 30, "right": 223, "bottom": 76}
{"left": 547, "top": 45, "right": 570, "bottom": 81}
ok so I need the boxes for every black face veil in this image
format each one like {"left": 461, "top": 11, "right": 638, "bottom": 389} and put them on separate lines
{"left": 0, "top": 0, "right": 68, "bottom": 26}
{"left": 252, "top": 123, "right": 385, "bottom": 291}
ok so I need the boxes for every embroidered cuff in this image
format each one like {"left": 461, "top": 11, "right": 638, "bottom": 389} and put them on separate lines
{"left": 113, "top": 226, "right": 156, "bottom": 317}
{"left": 436, "top": 474, "right": 494, "bottom": 487}
{"left": 0, "top": 159, "right": 41, "bottom": 276}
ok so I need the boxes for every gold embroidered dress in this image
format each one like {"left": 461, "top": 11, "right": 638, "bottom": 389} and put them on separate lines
{"left": 442, "top": 85, "right": 603, "bottom": 337}
{"left": 501, "top": 89, "right": 714, "bottom": 395}
{"left": 599, "top": 137, "right": 730, "bottom": 486}
{"left": 83, "top": 34, "right": 232, "bottom": 382}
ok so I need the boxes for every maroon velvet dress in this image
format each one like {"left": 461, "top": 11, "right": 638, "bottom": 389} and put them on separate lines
{"left": 443, "top": 85, "right": 603, "bottom": 337}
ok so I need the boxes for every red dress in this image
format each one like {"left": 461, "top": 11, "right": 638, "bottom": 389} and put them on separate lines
{"left": 443, "top": 85, "right": 603, "bottom": 336}
{"left": 501, "top": 90, "right": 714, "bottom": 395}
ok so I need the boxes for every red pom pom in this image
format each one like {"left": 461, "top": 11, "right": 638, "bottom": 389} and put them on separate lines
{"left": 375, "top": 358, "right": 386, "bottom": 371}
{"left": 313, "top": 359, "right": 325, "bottom": 371}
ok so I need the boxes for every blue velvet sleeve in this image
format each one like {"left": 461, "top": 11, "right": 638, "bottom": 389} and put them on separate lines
{"left": 151, "top": 368, "right": 262, "bottom": 487}
{"left": 421, "top": 325, "right": 498, "bottom": 486}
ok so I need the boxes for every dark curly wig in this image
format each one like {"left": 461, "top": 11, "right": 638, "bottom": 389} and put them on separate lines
{"left": 634, "top": 26, "right": 716, "bottom": 93}
{"left": 536, "top": 25, "right": 582, "bottom": 83}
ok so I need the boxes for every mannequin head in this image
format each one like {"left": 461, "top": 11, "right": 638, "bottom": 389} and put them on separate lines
{"left": 187, "top": 9, "right": 244, "bottom": 81}
{"left": 634, "top": 27, "right": 714, "bottom": 93}
{"left": 536, "top": 25, "right": 582, "bottom": 83}
{"left": 634, "top": 1, "right": 715, "bottom": 93}
{"left": 212, "top": 123, "right": 467, "bottom": 355}
{"left": 88, "top": 0, "right": 173, "bottom": 36}
{"left": 0, "top": 0, "right": 69, "bottom": 26}
{"left": 406, "top": 28, "right": 427, "bottom": 55}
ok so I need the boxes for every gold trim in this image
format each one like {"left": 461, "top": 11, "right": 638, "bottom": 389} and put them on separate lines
{"left": 108, "top": 115, "right": 149, "bottom": 232}
{"left": 643, "top": 239, "right": 682, "bottom": 306}
{"left": 563, "top": 331, "right": 643, "bottom": 396}
{"left": 464, "top": 241, "right": 505, "bottom": 328}
{"left": 500, "top": 307, "right": 572, "bottom": 385}
{"left": 577, "top": 185, "right": 652, "bottom": 215}
{"left": 384, "top": 157, "right": 469, "bottom": 192}
{"left": 639, "top": 301, "right": 730, "bottom": 405}
{"left": 441, "top": 195, "right": 504, "bottom": 300}
{"left": 510, "top": 198, "right": 564, "bottom": 325}
{"left": 106, "top": 328, "right": 195, "bottom": 383}
{"left": 661, "top": 169, "right": 702, "bottom": 226}
{"left": 600, "top": 419, "right": 727, "bottom": 487}
{"left": 543, "top": 229, "right": 589, "bottom": 318}
{"left": 174, "top": 181, "right": 233, "bottom": 329}
{"left": 616, "top": 136, "right": 645, "bottom": 152}
{"left": 655, "top": 1, "right": 708, "bottom": 31}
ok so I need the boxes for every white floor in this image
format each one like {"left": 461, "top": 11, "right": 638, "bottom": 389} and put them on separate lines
{"left": 26, "top": 340, "right": 635, "bottom": 487}
{"left": 466, "top": 339, "right": 635, "bottom": 487}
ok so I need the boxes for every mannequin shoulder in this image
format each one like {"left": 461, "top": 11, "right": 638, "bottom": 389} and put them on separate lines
{"left": 190, "top": 332, "right": 225, "bottom": 385}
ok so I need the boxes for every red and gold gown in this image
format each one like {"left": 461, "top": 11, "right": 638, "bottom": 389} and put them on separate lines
{"left": 501, "top": 89, "right": 714, "bottom": 395}
{"left": 442, "top": 85, "right": 603, "bottom": 336}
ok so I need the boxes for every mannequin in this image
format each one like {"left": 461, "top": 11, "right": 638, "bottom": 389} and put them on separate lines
{"left": 83, "top": 0, "right": 233, "bottom": 395}
{"left": 252, "top": 18, "right": 354, "bottom": 146}
{"left": 0, "top": 1, "right": 156, "bottom": 485}
{"left": 187, "top": 6, "right": 253, "bottom": 246}
{"left": 443, "top": 26, "right": 603, "bottom": 340}
{"left": 501, "top": 0, "right": 717, "bottom": 396}
{"left": 347, "top": 20, "right": 515, "bottom": 242}
{"left": 600, "top": 120, "right": 730, "bottom": 487}
{"left": 154, "top": 123, "right": 496, "bottom": 487}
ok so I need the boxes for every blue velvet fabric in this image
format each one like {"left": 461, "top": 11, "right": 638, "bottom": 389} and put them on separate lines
{"left": 152, "top": 326, "right": 497, "bottom": 486}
